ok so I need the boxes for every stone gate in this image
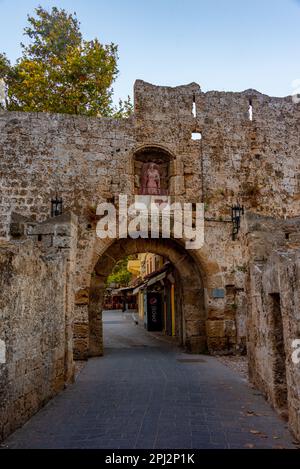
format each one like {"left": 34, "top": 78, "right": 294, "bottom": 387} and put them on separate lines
{"left": 0, "top": 80, "right": 300, "bottom": 440}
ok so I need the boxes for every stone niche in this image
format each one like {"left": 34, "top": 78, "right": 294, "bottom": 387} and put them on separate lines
{"left": 134, "top": 146, "right": 173, "bottom": 196}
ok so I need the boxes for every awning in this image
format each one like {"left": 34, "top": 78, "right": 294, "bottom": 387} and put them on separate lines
{"left": 112, "top": 286, "right": 135, "bottom": 294}
{"left": 132, "top": 283, "right": 146, "bottom": 295}
{"left": 146, "top": 271, "right": 167, "bottom": 287}
{"left": 132, "top": 267, "right": 169, "bottom": 294}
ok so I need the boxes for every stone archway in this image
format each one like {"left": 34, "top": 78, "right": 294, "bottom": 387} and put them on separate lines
{"left": 88, "top": 237, "right": 205, "bottom": 357}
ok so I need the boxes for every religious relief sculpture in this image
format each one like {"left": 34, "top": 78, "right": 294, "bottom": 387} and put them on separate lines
{"left": 140, "top": 162, "right": 162, "bottom": 195}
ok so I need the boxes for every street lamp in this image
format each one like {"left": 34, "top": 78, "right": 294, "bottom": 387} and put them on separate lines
{"left": 231, "top": 204, "right": 244, "bottom": 240}
{"left": 51, "top": 194, "right": 63, "bottom": 218}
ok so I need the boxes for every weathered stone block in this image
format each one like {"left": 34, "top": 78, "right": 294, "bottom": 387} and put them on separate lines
{"left": 225, "top": 320, "right": 236, "bottom": 337}
{"left": 52, "top": 236, "right": 71, "bottom": 248}
{"left": 73, "top": 323, "right": 89, "bottom": 338}
{"left": 206, "top": 320, "right": 225, "bottom": 338}
{"left": 75, "top": 289, "right": 89, "bottom": 305}
{"left": 185, "top": 336, "right": 207, "bottom": 354}
{"left": 207, "top": 337, "right": 229, "bottom": 353}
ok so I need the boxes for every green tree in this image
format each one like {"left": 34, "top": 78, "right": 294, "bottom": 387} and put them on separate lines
{"left": 107, "top": 257, "right": 132, "bottom": 287}
{"left": 0, "top": 6, "right": 132, "bottom": 117}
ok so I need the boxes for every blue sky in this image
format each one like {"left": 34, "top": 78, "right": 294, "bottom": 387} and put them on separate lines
{"left": 1, "top": 0, "right": 300, "bottom": 103}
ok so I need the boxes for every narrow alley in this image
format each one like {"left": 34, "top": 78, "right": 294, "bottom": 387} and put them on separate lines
{"left": 1, "top": 311, "right": 296, "bottom": 449}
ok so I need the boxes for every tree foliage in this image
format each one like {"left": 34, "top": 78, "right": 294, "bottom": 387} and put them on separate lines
{"left": 107, "top": 257, "right": 132, "bottom": 287}
{"left": 0, "top": 6, "right": 132, "bottom": 116}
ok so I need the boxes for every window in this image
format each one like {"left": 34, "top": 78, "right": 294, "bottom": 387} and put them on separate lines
{"left": 191, "top": 132, "right": 202, "bottom": 141}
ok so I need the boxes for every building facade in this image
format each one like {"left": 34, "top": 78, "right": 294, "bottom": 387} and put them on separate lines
{"left": 131, "top": 253, "right": 176, "bottom": 337}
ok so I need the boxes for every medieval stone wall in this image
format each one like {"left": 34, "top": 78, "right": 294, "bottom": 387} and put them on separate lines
{"left": 0, "top": 240, "right": 67, "bottom": 440}
{"left": 0, "top": 212, "right": 77, "bottom": 441}
{"left": 0, "top": 80, "right": 299, "bottom": 357}
{"left": 244, "top": 213, "right": 300, "bottom": 440}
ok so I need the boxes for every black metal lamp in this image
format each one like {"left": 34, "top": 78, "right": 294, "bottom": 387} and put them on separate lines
{"left": 231, "top": 204, "right": 244, "bottom": 240}
{"left": 51, "top": 194, "right": 63, "bottom": 218}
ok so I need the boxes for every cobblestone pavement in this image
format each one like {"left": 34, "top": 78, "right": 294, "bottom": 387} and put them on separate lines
{"left": 1, "top": 311, "right": 297, "bottom": 449}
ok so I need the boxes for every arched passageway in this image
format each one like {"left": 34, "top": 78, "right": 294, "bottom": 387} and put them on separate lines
{"left": 88, "top": 238, "right": 205, "bottom": 357}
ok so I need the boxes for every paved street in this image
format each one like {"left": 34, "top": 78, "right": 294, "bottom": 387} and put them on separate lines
{"left": 1, "top": 311, "right": 297, "bottom": 449}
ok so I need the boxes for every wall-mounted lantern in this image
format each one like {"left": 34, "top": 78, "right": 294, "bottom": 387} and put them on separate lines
{"left": 51, "top": 195, "right": 63, "bottom": 218}
{"left": 231, "top": 204, "right": 244, "bottom": 240}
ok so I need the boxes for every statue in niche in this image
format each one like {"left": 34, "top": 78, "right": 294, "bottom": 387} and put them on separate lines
{"left": 140, "top": 162, "right": 161, "bottom": 195}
